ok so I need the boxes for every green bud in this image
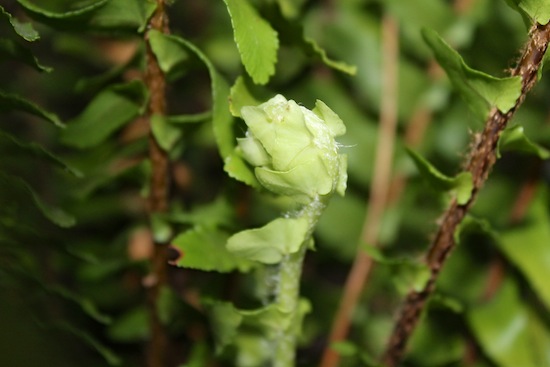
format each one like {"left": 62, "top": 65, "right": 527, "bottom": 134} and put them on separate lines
{"left": 237, "top": 94, "right": 347, "bottom": 202}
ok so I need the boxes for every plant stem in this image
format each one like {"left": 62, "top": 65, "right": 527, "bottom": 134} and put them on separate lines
{"left": 273, "top": 197, "right": 328, "bottom": 367}
{"left": 273, "top": 245, "right": 307, "bottom": 367}
{"left": 381, "top": 22, "right": 550, "bottom": 367}
{"left": 463, "top": 161, "right": 541, "bottom": 365}
{"left": 145, "top": 2, "right": 170, "bottom": 367}
{"left": 322, "top": 4, "right": 481, "bottom": 363}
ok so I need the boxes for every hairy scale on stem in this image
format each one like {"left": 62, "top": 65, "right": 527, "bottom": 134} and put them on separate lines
{"left": 144, "top": 1, "right": 171, "bottom": 367}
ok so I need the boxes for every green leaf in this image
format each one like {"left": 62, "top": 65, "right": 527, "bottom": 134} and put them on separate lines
{"left": 180, "top": 342, "right": 209, "bottom": 367}
{"left": 55, "top": 322, "right": 121, "bottom": 366}
{"left": 406, "top": 148, "right": 473, "bottom": 205}
{"left": 275, "top": 0, "right": 307, "bottom": 19}
{"left": 17, "top": 0, "right": 151, "bottom": 33}
{"left": 204, "top": 300, "right": 244, "bottom": 353}
{"left": 167, "top": 111, "right": 211, "bottom": 124}
{"left": 147, "top": 31, "right": 234, "bottom": 159}
{"left": 223, "top": 0, "right": 279, "bottom": 85}
{"left": 229, "top": 76, "right": 272, "bottom": 117}
{"left": 240, "top": 300, "right": 308, "bottom": 334}
{"left": 303, "top": 36, "right": 357, "bottom": 75}
{"left": 151, "top": 213, "right": 173, "bottom": 244}
{"left": 409, "top": 312, "right": 465, "bottom": 366}
{"left": 205, "top": 298, "right": 311, "bottom": 363}
{"left": 226, "top": 217, "right": 309, "bottom": 264}
{"left": 0, "top": 172, "right": 75, "bottom": 227}
{"left": 0, "top": 132, "right": 82, "bottom": 177}
{"left": 497, "top": 125, "right": 550, "bottom": 159}
{"left": 48, "top": 285, "right": 112, "bottom": 324}
{"left": 75, "top": 61, "right": 131, "bottom": 94}
{"left": 223, "top": 151, "right": 261, "bottom": 188}
{"left": 0, "top": 38, "right": 52, "bottom": 72}
{"left": 223, "top": 77, "right": 273, "bottom": 189}
{"left": 438, "top": 220, "right": 494, "bottom": 306}
{"left": 316, "top": 193, "right": 365, "bottom": 261}
{"left": 1, "top": 5, "right": 39, "bottom": 41}
{"left": 16, "top": 0, "right": 108, "bottom": 28}
{"left": 84, "top": 0, "right": 151, "bottom": 32}
{"left": 107, "top": 307, "right": 149, "bottom": 342}
{"left": 327, "top": 340, "right": 379, "bottom": 366}
{"left": 270, "top": 7, "right": 356, "bottom": 76}
{"left": 330, "top": 341, "right": 359, "bottom": 357}
{"left": 157, "top": 286, "right": 182, "bottom": 326}
{"left": 233, "top": 333, "right": 272, "bottom": 366}
{"left": 172, "top": 226, "right": 253, "bottom": 272}
{"left": 504, "top": 0, "right": 550, "bottom": 25}
{"left": 151, "top": 114, "right": 182, "bottom": 151}
{"left": 496, "top": 187, "right": 550, "bottom": 310}
{"left": 60, "top": 80, "right": 147, "bottom": 148}
{"left": 422, "top": 28, "right": 522, "bottom": 120}
{"left": 526, "top": 309, "right": 550, "bottom": 366}
{"left": 467, "top": 279, "right": 546, "bottom": 367}
{"left": 363, "top": 245, "right": 431, "bottom": 294}
{"left": 165, "top": 196, "right": 234, "bottom": 228}
{"left": 454, "top": 215, "right": 498, "bottom": 245}
{"left": 313, "top": 99, "right": 346, "bottom": 137}
{"left": 148, "top": 28, "right": 190, "bottom": 81}
{"left": 204, "top": 299, "right": 297, "bottom": 354}
{"left": 70, "top": 149, "right": 148, "bottom": 199}
{"left": 0, "top": 90, "right": 62, "bottom": 126}
{"left": 429, "top": 293, "right": 464, "bottom": 313}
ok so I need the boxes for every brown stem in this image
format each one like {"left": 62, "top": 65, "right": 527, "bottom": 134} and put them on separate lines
{"left": 145, "top": 2, "right": 171, "bottom": 367}
{"left": 381, "top": 22, "right": 550, "bottom": 367}
{"left": 319, "top": 15, "right": 399, "bottom": 367}
{"left": 320, "top": 2, "right": 481, "bottom": 363}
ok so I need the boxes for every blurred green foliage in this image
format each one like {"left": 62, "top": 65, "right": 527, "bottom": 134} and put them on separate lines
{"left": 1, "top": 0, "right": 550, "bottom": 366}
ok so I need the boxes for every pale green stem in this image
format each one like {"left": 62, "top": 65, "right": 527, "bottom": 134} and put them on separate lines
{"left": 272, "top": 197, "right": 328, "bottom": 367}
{"left": 272, "top": 246, "right": 307, "bottom": 367}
